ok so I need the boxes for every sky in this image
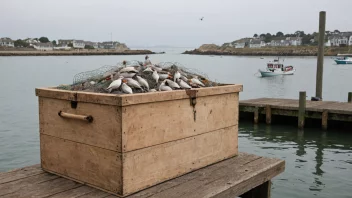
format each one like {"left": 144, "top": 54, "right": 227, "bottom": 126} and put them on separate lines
{"left": 1, "top": 0, "right": 352, "bottom": 48}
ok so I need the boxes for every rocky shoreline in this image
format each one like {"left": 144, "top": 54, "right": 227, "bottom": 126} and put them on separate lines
{"left": 182, "top": 44, "right": 349, "bottom": 56}
{"left": 0, "top": 49, "right": 155, "bottom": 56}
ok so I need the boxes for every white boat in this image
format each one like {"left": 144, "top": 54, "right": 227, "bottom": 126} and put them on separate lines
{"left": 334, "top": 57, "right": 352, "bottom": 64}
{"left": 258, "top": 58, "right": 295, "bottom": 77}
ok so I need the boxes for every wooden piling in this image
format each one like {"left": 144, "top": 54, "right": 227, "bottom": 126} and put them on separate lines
{"left": 316, "top": 11, "right": 326, "bottom": 99}
{"left": 254, "top": 107, "right": 259, "bottom": 124}
{"left": 298, "top": 91, "right": 306, "bottom": 129}
{"left": 322, "top": 110, "right": 328, "bottom": 130}
{"left": 266, "top": 105, "right": 271, "bottom": 124}
{"left": 348, "top": 92, "right": 352, "bottom": 103}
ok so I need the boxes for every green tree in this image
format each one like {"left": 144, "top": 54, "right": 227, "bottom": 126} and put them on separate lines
{"left": 52, "top": 40, "right": 57, "bottom": 46}
{"left": 253, "top": 33, "right": 258, "bottom": 38}
{"left": 39, "top": 37, "right": 49, "bottom": 43}
{"left": 14, "top": 39, "right": 29, "bottom": 47}
{"left": 276, "top": 31, "right": 284, "bottom": 37}
{"left": 68, "top": 43, "right": 73, "bottom": 47}
{"left": 334, "top": 29, "right": 340, "bottom": 34}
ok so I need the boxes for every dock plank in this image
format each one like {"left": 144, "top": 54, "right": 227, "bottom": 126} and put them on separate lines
{"left": 0, "top": 153, "right": 284, "bottom": 198}
{"left": 240, "top": 98, "right": 352, "bottom": 123}
{"left": 2, "top": 177, "right": 83, "bottom": 198}
{"left": 0, "top": 164, "right": 43, "bottom": 184}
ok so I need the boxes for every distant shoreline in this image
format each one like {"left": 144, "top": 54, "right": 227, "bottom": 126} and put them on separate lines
{"left": 182, "top": 46, "right": 351, "bottom": 57}
{"left": 0, "top": 49, "right": 155, "bottom": 56}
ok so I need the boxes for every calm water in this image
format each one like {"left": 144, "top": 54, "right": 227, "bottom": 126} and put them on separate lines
{"left": 0, "top": 48, "right": 351, "bottom": 198}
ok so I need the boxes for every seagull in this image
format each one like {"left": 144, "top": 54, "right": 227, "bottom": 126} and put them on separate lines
{"left": 200, "top": 17, "right": 204, "bottom": 21}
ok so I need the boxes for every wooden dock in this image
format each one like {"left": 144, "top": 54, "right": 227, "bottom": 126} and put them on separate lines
{"left": 240, "top": 98, "right": 352, "bottom": 129}
{"left": 0, "top": 153, "right": 284, "bottom": 198}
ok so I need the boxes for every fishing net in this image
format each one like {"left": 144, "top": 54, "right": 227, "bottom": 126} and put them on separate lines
{"left": 56, "top": 60, "right": 220, "bottom": 94}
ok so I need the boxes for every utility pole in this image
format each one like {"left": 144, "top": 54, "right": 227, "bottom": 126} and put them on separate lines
{"left": 316, "top": 11, "right": 326, "bottom": 99}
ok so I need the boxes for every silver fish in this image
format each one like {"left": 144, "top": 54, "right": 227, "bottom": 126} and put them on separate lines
{"left": 143, "top": 67, "right": 153, "bottom": 72}
{"left": 177, "top": 79, "right": 192, "bottom": 89}
{"left": 180, "top": 75, "right": 188, "bottom": 82}
{"left": 191, "top": 77, "right": 205, "bottom": 87}
{"left": 136, "top": 76, "right": 149, "bottom": 90}
{"left": 149, "top": 89, "right": 157, "bottom": 92}
{"left": 119, "top": 72, "right": 136, "bottom": 78}
{"left": 159, "top": 73, "right": 170, "bottom": 80}
{"left": 119, "top": 67, "right": 138, "bottom": 73}
{"left": 107, "top": 76, "right": 124, "bottom": 93}
{"left": 121, "top": 82, "right": 133, "bottom": 94}
{"left": 126, "top": 78, "right": 142, "bottom": 89}
{"left": 166, "top": 79, "right": 180, "bottom": 89}
{"left": 159, "top": 80, "right": 172, "bottom": 91}
{"left": 152, "top": 70, "right": 159, "bottom": 83}
{"left": 151, "top": 65, "right": 162, "bottom": 72}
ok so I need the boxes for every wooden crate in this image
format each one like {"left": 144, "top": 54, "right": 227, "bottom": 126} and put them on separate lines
{"left": 35, "top": 84, "right": 243, "bottom": 197}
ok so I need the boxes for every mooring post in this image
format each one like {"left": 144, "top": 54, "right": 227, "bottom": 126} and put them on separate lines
{"left": 348, "top": 92, "right": 352, "bottom": 103}
{"left": 315, "top": 11, "right": 326, "bottom": 100}
{"left": 241, "top": 180, "right": 271, "bottom": 198}
{"left": 298, "top": 91, "right": 306, "bottom": 129}
{"left": 322, "top": 110, "right": 328, "bottom": 130}
{"left": 266, "top": 105, "right": 271, "bottom": 124}
{"left": 254, "top": 107, "right": 259, "bottom": 124}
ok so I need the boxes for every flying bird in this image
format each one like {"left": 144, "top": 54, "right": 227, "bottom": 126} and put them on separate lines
{"left": 200, "top": 17, "right": 204, "bottom": 21}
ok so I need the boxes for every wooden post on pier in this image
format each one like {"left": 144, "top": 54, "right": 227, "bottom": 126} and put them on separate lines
{"left": 298, "top": 91, "right": 306, "bottom": 129}
{"left": 348, "top": 92, "right": 352, "bottom": 103}
{"left": 315, "top": 11, "right": 326, "bottom": 100}
{"left": 254, "top": 107, "right": 259, "bottom": 124}
{"left": 266, "top": 105, "right": 272, "bottom": 124}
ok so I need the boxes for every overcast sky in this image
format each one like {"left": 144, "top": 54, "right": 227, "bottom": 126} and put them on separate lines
{"left": 1, "top": 0, "right": 352, "bottom": 47}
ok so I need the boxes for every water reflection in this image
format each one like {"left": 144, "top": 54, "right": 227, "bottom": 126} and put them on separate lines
{"left": 239, "top": 121, "right": 352, "bottom": 198}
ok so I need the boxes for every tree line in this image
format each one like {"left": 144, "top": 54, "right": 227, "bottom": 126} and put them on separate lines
{"left": 253, "top": 30, "right": 341, "bottom": 45}
{"left": 14, "top": 37, "right": 54, "bottom": 47}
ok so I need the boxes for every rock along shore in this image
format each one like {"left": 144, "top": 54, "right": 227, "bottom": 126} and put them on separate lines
{"left": 183, "top": 44, "right": 350, "bottom": 56}
{"left": 0, "top": 49, "right": 155, "bottom": 56}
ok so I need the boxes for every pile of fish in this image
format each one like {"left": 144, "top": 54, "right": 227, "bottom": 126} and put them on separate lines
{"left": 57, "top": 59, "right": 219, "bottom": 94}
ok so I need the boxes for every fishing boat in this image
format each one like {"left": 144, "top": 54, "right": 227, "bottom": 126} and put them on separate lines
{"left": 258, "top": 58, "right": 295, "bottom": 77}
{"left": 334, "top": 57, "right": 352, "bottom": 64}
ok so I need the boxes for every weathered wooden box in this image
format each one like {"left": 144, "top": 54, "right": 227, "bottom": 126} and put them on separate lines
{"left": 35, "top": 84, "right": 242, "bottom": 197}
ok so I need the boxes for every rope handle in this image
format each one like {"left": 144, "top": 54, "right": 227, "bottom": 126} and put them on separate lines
{"left": 58, "top": 111, "right": 93, "bottom": 123}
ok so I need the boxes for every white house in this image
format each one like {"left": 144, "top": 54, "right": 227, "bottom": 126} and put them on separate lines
{"left": 98, "top": 41, "right": 122, "bottom": 49}
{"left": 25, "top": 38, "right": 39, "bottom": 45}
{"left": 33, "top": 43, "right": 53, "bottom": 51}
{"left": 73, "top": 40, "right": 85, "bottom": 48}
{"left": 0, "top": 38, "right": 14, "bottom": 47}
{"left": 235, "top": 42, "right": 245, "bottom": 48}
{"left": 249, "top": 40, "right": 264, "bottom": 48}
{"left": 53, "top": 44, "right": 71, "bottom": 50}
{"left": 286, "top": 37, "right": 302, "bottom": 46}
{"left": 84, "top": 41, "right": 98, "bottom": 49}
{"left": 58, "top": 39, "right": 73, "bottom": 45}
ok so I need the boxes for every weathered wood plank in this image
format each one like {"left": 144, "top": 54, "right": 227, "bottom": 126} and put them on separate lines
{"left": 2, "top": 177, "right": 82, "bottom": 198}
{"left": 0, "top": 173, "right": 59, "bottom": 196}
{"left": 0, "top": 153, "right": 284, "bottom": 198}
{"left": 136, "top": 156, "right": 284, "bottom": 198}
{"left": 120, "top": 85, "right": 243, "bottom": 106}
{"left": 48, "top": 185, "right": 97, "bottom": 198}
{"left": 123, "top": 126, "right": 238, "bottom": 196}
{"left": 127, "top": 153, "right": 261, "bottom": 198}
{"left": 240, "top": 98, "right": 352, "bottom": 124}
{"left": 0, "top": 165, "right": 43, "bottom": 184}
{"left": 76, "top": 189, "right": 112, "bottom": 197}
{"left": 39, "top": 97, "right": 122, "bottom": 152}
{"left": 40, "top": 134, "right": 122, "bottom": 195}
{"left": 122, "top": 93, "right": 238, "bottom": 152}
